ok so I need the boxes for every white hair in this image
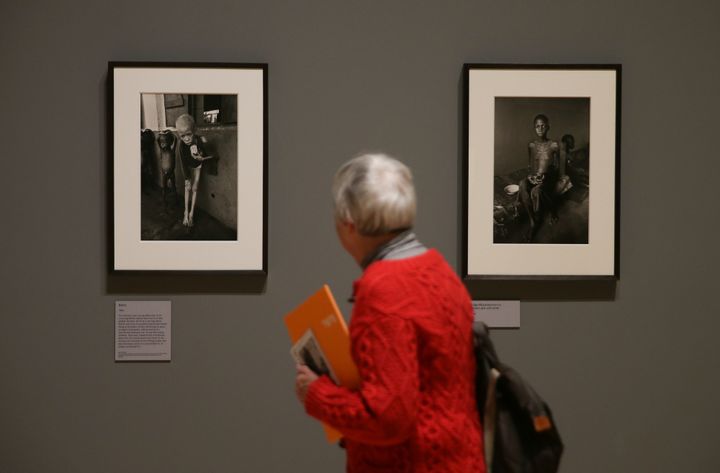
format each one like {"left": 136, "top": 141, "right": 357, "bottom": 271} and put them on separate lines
{"left": 332, "top": 153, "right": 416, "bottom": 236}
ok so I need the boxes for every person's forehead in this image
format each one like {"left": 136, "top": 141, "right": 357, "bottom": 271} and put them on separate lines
{"left": 535, "top": 118, "right": 548, "bottom": 124}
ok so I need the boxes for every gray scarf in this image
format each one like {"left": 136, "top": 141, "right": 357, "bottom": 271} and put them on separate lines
{"left": 360, "top": 231, "right": 427, "bottom": 270}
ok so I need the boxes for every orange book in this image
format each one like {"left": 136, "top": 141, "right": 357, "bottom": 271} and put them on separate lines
{"left": 285, "top": 285, "right": 361, "bottom": 443}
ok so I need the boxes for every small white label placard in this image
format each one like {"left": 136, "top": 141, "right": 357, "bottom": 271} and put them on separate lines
{"left": 472, "top": 300, "right": 520, "bottom": 328}
{"left": 115, "top": 301, "right": 171, "bottom": 361}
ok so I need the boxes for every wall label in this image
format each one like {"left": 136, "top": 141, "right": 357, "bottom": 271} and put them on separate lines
{"left": 115, "top": 301, "right": 171, "bottom": 361}
{"left": 472, "top": 300, "right": 520, "bottom": 328}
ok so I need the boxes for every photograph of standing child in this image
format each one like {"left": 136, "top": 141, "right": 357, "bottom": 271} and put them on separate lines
{"left": 518, "top": 114, "right": 566, "bottom": 242}
{"left": 175, "top": 114, "right": 215, "bottom": 227}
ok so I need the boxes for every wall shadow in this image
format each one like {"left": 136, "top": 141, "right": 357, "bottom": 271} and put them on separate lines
{"left": 464, "top": 278, "right": 616, "bottom": 301}
{"left": 106, "top": 272, "right": 267, "bottom": 294}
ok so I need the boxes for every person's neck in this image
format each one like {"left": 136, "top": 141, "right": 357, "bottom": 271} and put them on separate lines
{"left": 354, "top": 232, "right": 402, "bottom": 266}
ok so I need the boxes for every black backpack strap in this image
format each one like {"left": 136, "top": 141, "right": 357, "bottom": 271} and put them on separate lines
{"left": 473, "top": 321, "right": 501, "bottom": 424}
{"left": 473, "top": 321, "right": 500, "bottom": 369}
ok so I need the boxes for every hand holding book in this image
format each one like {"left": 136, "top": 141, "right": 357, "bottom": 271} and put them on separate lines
{"left": 290, "top": 329, "right": 339, "bottom": 384}
{"left": 294, "top": 363, "right": 318, "bottom": 403}
{"left": 292, "top": 329, "right": 334, "bottom": 403}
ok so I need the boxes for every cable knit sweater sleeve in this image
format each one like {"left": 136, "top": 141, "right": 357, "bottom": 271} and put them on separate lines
{"left": 303, "top": 279, "right": 419, "bottom": 446}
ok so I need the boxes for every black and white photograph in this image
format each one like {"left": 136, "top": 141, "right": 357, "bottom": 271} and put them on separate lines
{"left": 110, "top": 63, "right": 267, "bottom": 272}
{"left": 140, "top": 93, "right": 238, "bottom": 241}
{"left": 463, "top": 65, "right": 620, "bottom": 279}
{"left": 493, "top": 97, "right": 590, "bottom": 244}
{"left": 290, "top": 330, "right": 338, "bottom": 384}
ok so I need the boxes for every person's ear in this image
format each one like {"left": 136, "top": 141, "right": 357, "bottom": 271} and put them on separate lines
{"left": 343, "top": 220, "right": 358, "bottom": 235}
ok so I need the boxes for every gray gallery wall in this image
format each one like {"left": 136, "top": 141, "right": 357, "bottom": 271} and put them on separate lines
{"left": 2, "top": 1, "right": 719, "bottom": 472}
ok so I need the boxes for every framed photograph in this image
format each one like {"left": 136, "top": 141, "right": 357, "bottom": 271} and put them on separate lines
{"left": 462, "top": 64, "right": 620, "bottom": 279}
{"left": 109, "top": 62, "right": 267, "bottom": 272}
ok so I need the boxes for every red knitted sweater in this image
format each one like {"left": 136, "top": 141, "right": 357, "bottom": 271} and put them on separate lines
{"left": 304, "top": 249, "right": 485, "bottom": 473}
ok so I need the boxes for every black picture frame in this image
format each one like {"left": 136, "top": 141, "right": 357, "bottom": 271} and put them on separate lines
{"left": 462, "top": 64, "right": 621, "bottom": 280}
{"left": 108, "top": 62, "right": 268, "bottom": 275}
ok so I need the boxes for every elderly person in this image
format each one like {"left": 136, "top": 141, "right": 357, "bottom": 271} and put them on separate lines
{"left": 295, "top": 153, "right": 485, "bottom": 473}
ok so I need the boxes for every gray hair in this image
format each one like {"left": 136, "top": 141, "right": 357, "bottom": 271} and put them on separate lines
{"left": 332, "top": 153, "right": 416, "bottom": 236}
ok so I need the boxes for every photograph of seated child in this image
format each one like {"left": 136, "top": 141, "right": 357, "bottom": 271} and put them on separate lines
{"left": 518, "top": 114, "right": 557, "bottom": 237}
{"left": 517, "top": 114, "right": 572, "bottom": 242}
{"left": 492, "top": 100, "right": 590, "bottom": 245}
{"left": 175, "top": 114, "right": 216, "bottom": 227}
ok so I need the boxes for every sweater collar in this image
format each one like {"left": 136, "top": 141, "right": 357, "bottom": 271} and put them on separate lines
{"left": 360, "top": 230, "right": 427, "bottom": 270}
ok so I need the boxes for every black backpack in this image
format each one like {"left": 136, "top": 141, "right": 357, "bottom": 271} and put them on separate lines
{"left": 473, "top": 322, "right": 564, "bottom": 473}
